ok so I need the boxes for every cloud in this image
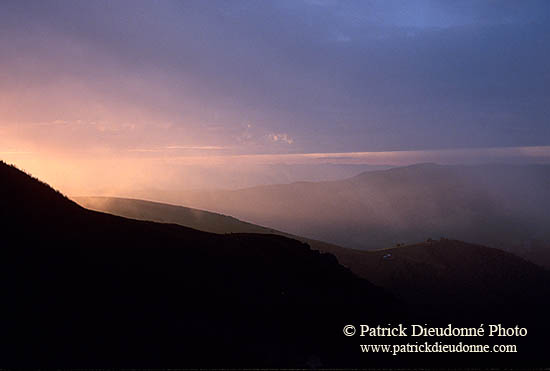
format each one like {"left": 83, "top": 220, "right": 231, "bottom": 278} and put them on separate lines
{"left": 268, "top": 133, "right": 294, "bottom": 145}
{"left": 127, "top": 145, "right": 226, "bottom": 153}
{"left": 165, "top": 146, "right": 226, "bottom": 150}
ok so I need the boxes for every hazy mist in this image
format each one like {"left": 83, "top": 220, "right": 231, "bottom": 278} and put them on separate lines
{"left": 141, "top": 164, "right": 550, "bottom": 250}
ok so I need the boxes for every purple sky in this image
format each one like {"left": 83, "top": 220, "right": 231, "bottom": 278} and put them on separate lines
{"left": 1, "top": 0, "right": 549, "bottom": 192}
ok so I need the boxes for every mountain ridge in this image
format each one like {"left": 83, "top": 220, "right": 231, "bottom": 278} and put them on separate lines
{"left": 0, "top": 160, "right": 398, "bottom": 368}
{"left": 3, "top": 160, "right": 550, "bottom": 368}
{"left": 73, "top": 195, "right": 550, "bottom": 320}
{"left": 148, "top": 163, "right": 550, "bottom": 251}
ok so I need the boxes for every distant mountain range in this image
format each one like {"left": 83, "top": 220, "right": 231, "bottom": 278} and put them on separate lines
{"left": 141, "top": 163, "right": 550, "bottom": 253}
{"left": 75, "top": 196, "right": 550, "bottom": 319}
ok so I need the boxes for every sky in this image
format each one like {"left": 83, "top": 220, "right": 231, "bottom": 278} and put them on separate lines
{"left": 1, "top": 0, "right": 550, "bottom": 193}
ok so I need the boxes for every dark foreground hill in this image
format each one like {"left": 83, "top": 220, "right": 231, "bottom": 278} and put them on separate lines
{"left": 2, "top": 161, "right": 550, "bottom": 368}
{"left": 0, "top": 161, "right": 397, "bottom": 368}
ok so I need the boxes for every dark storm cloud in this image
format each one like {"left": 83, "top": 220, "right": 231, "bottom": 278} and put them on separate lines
{"left": 1, "top": 0, "right": 549, "bottom": 153}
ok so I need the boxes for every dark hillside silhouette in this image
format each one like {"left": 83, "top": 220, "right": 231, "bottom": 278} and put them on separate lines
{"left": 1, "top": 161, "right": 549, "bottom": 368}
{"left": 319, "top": 239, "right": 550, "bottom": 318}
{"left": 0, "top": 161, "right": 397, "bottom": 368}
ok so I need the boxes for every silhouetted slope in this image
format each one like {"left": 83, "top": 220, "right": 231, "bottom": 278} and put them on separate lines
{"left": 71, "top": 196, "right": 550, "bottom": 319}
{"left": 507, "top": 241, "right": 550, "bottom": 269}
{"left": 165, "top": 163, "right": 550, "bottom": 251}
{"left": 74, "top": 196, "right": 345, "bottom": 255}
{"left": 320, "top": 239, "right": 550, "bottom": 317}
{"left": 3, "top": 161, "right": 550, "bottom": 368}
{"left": 0, "top": 161, "right": 397, "bottom": 368}
{"left": 74, "top": 196, "right": 279, "bottom": 234}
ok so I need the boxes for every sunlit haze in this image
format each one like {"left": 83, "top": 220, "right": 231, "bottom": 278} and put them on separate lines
{"left": 2, "top": 0, "right": 549, "bottom": 196}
